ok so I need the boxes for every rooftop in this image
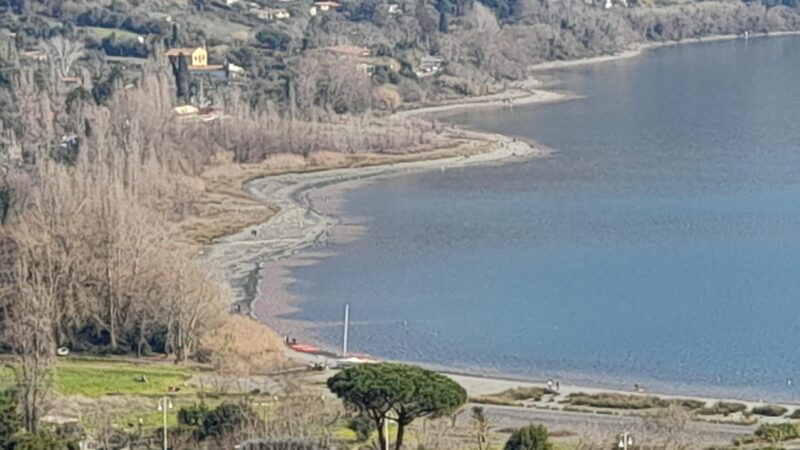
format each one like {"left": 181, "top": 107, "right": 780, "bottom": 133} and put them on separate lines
{"left": 19, "top": 50, "right": 48, "bottom": 60}
{"left": 188, "top": 64, "right": 225, "bottom": 71}
{"left": 164, "top": 47, "right": 201, "bottom": 57}
{"left": 322, "top": 44, "right": 370, "bottom": 57}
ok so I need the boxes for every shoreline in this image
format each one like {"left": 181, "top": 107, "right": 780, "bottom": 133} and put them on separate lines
{"left": 389, "top": 30, "right": 800, "bottom": 122}
{"left": 207, "top": 31, "right": 800, "bottom": 406}
{"left": 528, "top": 29, "right": 800, "bottom": 72}
{"left": 204, "top": 130, "right": 549, "bottom": 314}
{"left": 289, "top": 336, "right": 799, "bottom": 413}
{"left": 394, "top": 85, "right": 573, "bottom": 119}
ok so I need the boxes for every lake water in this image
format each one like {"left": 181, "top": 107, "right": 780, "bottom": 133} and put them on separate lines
{"left": 273, "top": 36, "right": 800, "bottom": 401}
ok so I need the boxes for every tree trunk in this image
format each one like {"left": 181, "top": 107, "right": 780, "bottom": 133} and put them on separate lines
{"left": 105, "top": 266, "right": 117, "bottom": 351}
{"left": 136, "top": 318, "right": 147, "bottom": 357}
{"left": 395, "top": 422, "right": 405, "bottom": 450}
{"left": 375, "top": 417, "right": 386, "bottom": 450}
{"left": 109, "top": 298, "right": 117, "bottom": 350}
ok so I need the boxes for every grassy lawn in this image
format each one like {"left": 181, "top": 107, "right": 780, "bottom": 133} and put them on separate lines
{"left": 78, "top": 26, "right": 141, "bottom": 41}
{"left": 0, "top": 357, "right": 200, "bottom": 397}
{"left": 53, "top": 358, "right": 197, "bottom": 397}
{"left": 39, "top": 16, "right": 62, "bottom": 27}
{"left": 105, "top": 55, "right": 148, "bottom": 64}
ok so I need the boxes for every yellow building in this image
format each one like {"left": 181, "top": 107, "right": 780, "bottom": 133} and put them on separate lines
{"left": 173, "top": 105, "right": 199, "bottom": 116}
{"left": 164, "top": 46, "right": 208, "bottom": 67}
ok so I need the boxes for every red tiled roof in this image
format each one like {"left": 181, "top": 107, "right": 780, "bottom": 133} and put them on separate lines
{"left": 188, "top": 64, "right": 224, "bottom": 71}
{"left": 164, "top": 47, "right": 199, "bottom": 57}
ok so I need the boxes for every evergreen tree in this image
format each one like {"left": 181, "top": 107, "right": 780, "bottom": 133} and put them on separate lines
{"left": 170, "top": 54, "right": 191, "bottom": 102}
{"left": 328, "top": 363, "right": 466, "bottom": 450}
{"left": 171, "top": 23, "right": 179, "bottom": 47}
{"left": 439, "top": 12, "right": 449, "bottom": 33}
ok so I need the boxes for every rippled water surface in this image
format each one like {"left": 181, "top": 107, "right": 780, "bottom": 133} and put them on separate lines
{"left": 275, "top": 36, "right": 800, "bottom": 400}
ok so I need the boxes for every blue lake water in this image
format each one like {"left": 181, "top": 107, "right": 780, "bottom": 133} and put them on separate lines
{"left": 275, "top": 36, "right": 800, "bottom": 401}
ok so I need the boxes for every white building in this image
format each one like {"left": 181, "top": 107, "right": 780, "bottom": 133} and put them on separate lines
{"left": 254, "top": 7, "right": 291, "bottom": 20}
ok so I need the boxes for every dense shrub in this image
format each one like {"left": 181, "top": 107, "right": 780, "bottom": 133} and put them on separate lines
{"left": 472, "top": 387, "right": 556, "bottom": 406}
{"left": 697, "top": 401, "right": 748, "bottom": 416}
{"left": 12, "top": 429, "right": 78, "bottom": 450}
{"left": 0, "top": 186, "right": 12, "bottom": 225}
{"left": 255, "top": 29, "right": 292, "bottom": 51}
{"left": 671, "top": 398, "right": 705, "bottom": 410}
{"left": 202, "top": 403, "right": 259, "bottom": 438}
{"left": 178, "top": 403, "right": 210, "bottom": 427}
{"left": 98, "top": 35, "right": 150, "bottom": 58}
{"left": 755, "top": 423, "right": 800, "bottom": 442}
{"left": 751, "top": 405, "right": 789, "bottom": 417}
{"left": 76, "top": 8, "right": 165, "bottom": 34}
{"left": 236, "top": 439, "right": 334, "bottom": 450}
{"left": 346, "top": 414, "right": 372, "bottom": 442}
{"left": 504, "top": 424, "right": 552, "bottom": 450}
{"left": 0, "top": 390, "right": 19, "bottom": 449}
{"left": 566, "top": 393, "right": 669, "bottom": 409}
{"left": 177, "top": 402, "right": 259, "bottom": 440}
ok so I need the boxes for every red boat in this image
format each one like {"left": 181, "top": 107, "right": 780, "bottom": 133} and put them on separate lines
{"left": 289, "top": 343, "right": 321, "bottom": 354}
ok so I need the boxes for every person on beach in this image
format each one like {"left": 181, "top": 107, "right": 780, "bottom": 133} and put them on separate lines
{"left": 556, "top": 381, "right": 560, "bottom": 392}
{"left": 547, "top": 379, "right": 553, "bottom": 390}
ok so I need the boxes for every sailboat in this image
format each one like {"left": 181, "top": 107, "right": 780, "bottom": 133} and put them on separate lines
{"left": 335, "top": 303, "right": 378, "bottom": 367}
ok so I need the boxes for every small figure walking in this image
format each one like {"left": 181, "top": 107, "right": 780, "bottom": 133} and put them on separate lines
{"left": 556, "top": 381, "right": 560, "bottom": 392}
{"left": 547, "top": 379, "right": 554, "bottom": 391}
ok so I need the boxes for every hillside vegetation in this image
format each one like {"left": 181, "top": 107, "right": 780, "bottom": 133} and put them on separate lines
{"left": 1, "top": 0, "right": 800, "bottom": 445}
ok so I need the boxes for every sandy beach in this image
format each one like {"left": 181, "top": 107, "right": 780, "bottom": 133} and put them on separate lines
{"left": 395, "top": 85, "right": 572, "bottom": 119}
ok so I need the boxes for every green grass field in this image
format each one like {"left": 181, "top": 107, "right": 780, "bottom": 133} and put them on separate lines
{"left": 78, "top": 26, "right": 141, "bottom": 41}
{"left": 53, "top": 359, "right": 197, "bottom": 397}
{"left": 0, "top": 357, "right": 199, "bottom": 397}
{"left": 0, "top": 357, "right": 579, "bottom": 448}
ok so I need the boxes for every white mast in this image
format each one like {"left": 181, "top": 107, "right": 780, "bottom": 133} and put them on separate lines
{"left": 342, "top": 303, "right": 350, "bottom": 356}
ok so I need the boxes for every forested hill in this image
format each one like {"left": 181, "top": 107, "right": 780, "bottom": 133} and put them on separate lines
{"left": 1, "top": 0, "right": 800, "bottom": 377}
{"left": 2, "top": 0, "right": 800, "bottom": 112}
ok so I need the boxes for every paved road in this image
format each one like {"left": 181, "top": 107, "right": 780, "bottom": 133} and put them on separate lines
{"left": 293, "top": 356, "right": 758, "bottom": 447}
{"left": 473, "top": 403, "right": 755, "bottom": 446}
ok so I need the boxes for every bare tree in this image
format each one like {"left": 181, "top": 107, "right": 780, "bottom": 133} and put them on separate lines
{"left": 3, "top": 235, "right": 61, "bottom": 431}
{"left": 642, "top": 404, "right": 693, "bottom": 450}
{"left": 41, "top": 36, "right": 85, "bottom": 80}
{"left": 470, "top": 406, "right": 491, "bottom": 450}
